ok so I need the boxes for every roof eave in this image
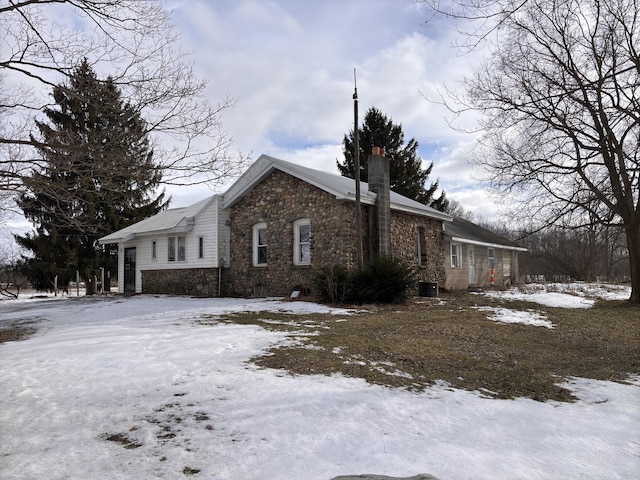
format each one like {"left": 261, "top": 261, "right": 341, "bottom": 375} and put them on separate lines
{"left": 450, "top": 235, "right": 528, "bottom": 251}
{"left": 98, "top": 225, "right": 194, "bottom": 245}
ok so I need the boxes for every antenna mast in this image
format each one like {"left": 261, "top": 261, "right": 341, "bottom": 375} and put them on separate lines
{"left": 353, "top": 68, "right": 364, "bottom": 270}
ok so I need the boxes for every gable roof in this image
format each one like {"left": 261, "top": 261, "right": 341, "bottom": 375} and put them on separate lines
{"left": 98, "top": 194, "right": 220, "bottom": 244}
{"left": 444, "top": 216, "right": 527, "bottom": 251}
{"left": 223, "top": 154, "right": 453, "bottom": 222}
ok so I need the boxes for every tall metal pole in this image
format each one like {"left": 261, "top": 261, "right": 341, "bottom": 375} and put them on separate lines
{"left": 353, "top": 68, "right": 364, "bottom": 271}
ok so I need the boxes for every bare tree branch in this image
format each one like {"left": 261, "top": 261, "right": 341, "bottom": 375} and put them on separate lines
{"left": 425, "top": 0, "right": 640, "bottom": 302}
{"left": 1, "top": 0, "right": 249, "bottom": 204}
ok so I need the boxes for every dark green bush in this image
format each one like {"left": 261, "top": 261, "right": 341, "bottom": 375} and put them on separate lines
{"left": 313, "top": 257, "right": 416, "bottom": 304}
{"left": 351, "top": 257, "right": 416, "bottom": 304}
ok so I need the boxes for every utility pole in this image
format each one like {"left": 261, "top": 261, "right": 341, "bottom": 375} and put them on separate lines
{"left": 353, "top": 68, "right": 364, "bottom": 271}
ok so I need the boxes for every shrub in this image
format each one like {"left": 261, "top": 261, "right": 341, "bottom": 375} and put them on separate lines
{"left": 313, "top": 257, "right": 416, "bottom": 304}
{"left": 351, "top": 257, "right": 416, "bottom": 304}
{"left": 312, "top": 264, "right": 352, "bottom": 303}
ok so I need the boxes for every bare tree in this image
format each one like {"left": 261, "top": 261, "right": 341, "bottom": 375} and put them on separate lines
{"left": 445, "top": 198, "right": 475, "bottom": 221}
{"left": 0, "top": 237, "right": 28, "bottom": 298}
{"left": 424, "top": 0, "right": 640, "bottom": 304}
{"left": 1, "top": 0, "right": 248, "bottom": 199}
{"left": 519, "top": 225, "right": 629, "bottom": 283}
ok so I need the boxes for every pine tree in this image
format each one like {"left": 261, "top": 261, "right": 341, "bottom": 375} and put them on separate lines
{"left": 338, "top": 107, "right": 448, "bottom": 211}
{"left": 16, "top": 59, "right": 167, "bottom": 290}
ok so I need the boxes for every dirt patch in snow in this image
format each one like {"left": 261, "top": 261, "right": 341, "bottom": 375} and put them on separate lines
{"left": 214, "top": 290, "right": 640, "bottom": 402}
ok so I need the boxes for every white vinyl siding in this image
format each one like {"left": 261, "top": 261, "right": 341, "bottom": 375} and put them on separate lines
{"left": 111, "top": 196, "right": 228, "bottom": 294}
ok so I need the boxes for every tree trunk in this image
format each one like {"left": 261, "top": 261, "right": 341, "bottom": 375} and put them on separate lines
{"left": 627, "top": 222, "right": 640, "bottom": 305}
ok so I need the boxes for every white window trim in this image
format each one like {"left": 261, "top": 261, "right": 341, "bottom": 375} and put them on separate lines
{"left": 152, "top": 240, "right": 157, "bottom": 261}
{"left": 488, "top": 247, "right": 496, "bottom": 270}
{"left": 198, "top": 236, "right": 204, "bottom": 259}
{"left": 293, "top": 218, "right": 311, "bottom": 266}
{"left": 252, "top": 223, "right": 267, "bottom": 267}
{"left": 451, "top": 243, "right": 462, "bottom": 269}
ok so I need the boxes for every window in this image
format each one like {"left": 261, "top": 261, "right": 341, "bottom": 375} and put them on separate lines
{"left": 416, "top": 227, "right": 427, "bottom": 266}
{"left": 177, "top": 236, "right": 186, "bottom": 261}
{"left": 293, "top": 219, "right": 311, "bottom": 265}
{"left": 152, "top": 241, "right": 157, "bottom": 261}
{"left": 451, "top": 243, "right": 462, "bottom": 268}
{"left": 198, "top": 237, "right": 204, "bottom": 259}
{"left": 168, "top": 236, "right": 186, "bottom": 262}
{"left": 168, "top": 237, "right": 176, "bottom": 262}
{"left": 252, "top": 223, "right": 267, "bottom": 266}
{"left": 488, "top": 248, "right": 495, "bottom": 270}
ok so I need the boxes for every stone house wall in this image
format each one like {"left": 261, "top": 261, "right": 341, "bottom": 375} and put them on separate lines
{"left": 143, "top": 268, "right": 221, "bottom": 297}
{"left": 389, "top": 210, "right": 446, "bottom": 289}
{"left": 227, "top": 169, "right": 445, "bottom": 297}
{"left": 227, "top": 170, "right": 368, "bottom": 297}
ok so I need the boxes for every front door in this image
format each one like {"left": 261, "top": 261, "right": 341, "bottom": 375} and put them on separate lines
{"left": 468, "top": 246, "right": 476, "bottom": 285}
{"left": 124, "top": 247, "right": 136, "bottom": 293}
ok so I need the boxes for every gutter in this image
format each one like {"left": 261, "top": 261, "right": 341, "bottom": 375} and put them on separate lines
{"left": 450, "top": 236, "right": 528, "bottom": 252}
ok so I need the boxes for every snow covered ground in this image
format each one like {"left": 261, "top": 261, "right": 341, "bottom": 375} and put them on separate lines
{"left": 1, "top": 286, "right": 638, "bottom": 480}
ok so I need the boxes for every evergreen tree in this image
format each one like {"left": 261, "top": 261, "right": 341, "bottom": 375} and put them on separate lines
{"left": 16, "top": 59, "right": 167, "bottom": 290}
{"left": 338, "top": 107, "right": 448, "bottom": 211}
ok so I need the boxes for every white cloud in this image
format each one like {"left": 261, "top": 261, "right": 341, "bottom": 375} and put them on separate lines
{"left": 4, "top": 0, "right": 501, "bottom": 219}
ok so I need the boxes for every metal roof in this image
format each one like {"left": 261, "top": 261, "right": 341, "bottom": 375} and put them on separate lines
{"left": 223, "top": 154, "right": 453, "bottom": 222}
{"left": 98, "top": 195, "right": 220, "bottom": 244}
{"left": 444, "top": 216, "right": 528, "bottom": 251}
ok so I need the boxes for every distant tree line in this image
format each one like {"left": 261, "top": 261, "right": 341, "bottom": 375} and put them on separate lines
{"left": 477, "top": 219, "right": 630, "bottom": 284}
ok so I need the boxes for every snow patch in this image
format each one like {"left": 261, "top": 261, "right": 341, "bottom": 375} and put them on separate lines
{"left": 474, "top": 306, "right": 555, "bottom": 329}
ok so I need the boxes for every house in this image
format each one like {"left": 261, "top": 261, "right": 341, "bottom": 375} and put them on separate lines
{"left": 222, "top": 153, "right": 452, "bottom": 297}
{"left": 443, "top": 216, "right": 527, "bottom": 290}
{"left": 98, "top": 194, "right": 229, "bottom": 296}
{"left": 99, "top": 152, "right": 526, "bottom": 298}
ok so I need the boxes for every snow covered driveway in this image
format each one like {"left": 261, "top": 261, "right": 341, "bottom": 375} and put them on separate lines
{"left": 1, "top": 295, "right": 638, "bottom": 480}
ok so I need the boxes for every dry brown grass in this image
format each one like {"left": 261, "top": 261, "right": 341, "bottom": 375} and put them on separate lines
{"left": 211, "top": 291, "right": 640, "bottom": 402}
{"left": 0, "top": 322, "right": 37, "bottom": 344}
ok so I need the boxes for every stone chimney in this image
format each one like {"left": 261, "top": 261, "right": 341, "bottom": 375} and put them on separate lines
{"left": 368, "top": 146, "right": 391, "bottom": 258}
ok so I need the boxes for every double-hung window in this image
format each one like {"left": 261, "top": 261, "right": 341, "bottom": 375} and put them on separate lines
{"left": 293, "top": 219, "right": 311, "bottom": 265}
{"left": 253, "top": 223, "right": 267, "bottom": 266}
{"left": 168, "top": 237, "right": 176, "bottom": 262}
{"left": 168, "top": 235, "right": 186, "bottom": 262}
{"left": 488, "top": 247, "right": 495, "bottom": 270}
{"left": 451, "top": 243, "right": 462, "bottom": 268}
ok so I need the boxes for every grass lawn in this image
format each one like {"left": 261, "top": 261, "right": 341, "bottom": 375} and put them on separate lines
{"left": 210, "top": 291, "right": 640, "bottom": 402}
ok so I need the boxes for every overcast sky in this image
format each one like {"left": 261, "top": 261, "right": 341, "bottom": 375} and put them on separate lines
{"left": 164, "top": 0, "right": 497, "bottom": 218}
{"left": 3, "top": 0, "right": 500, "bottom": 243}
